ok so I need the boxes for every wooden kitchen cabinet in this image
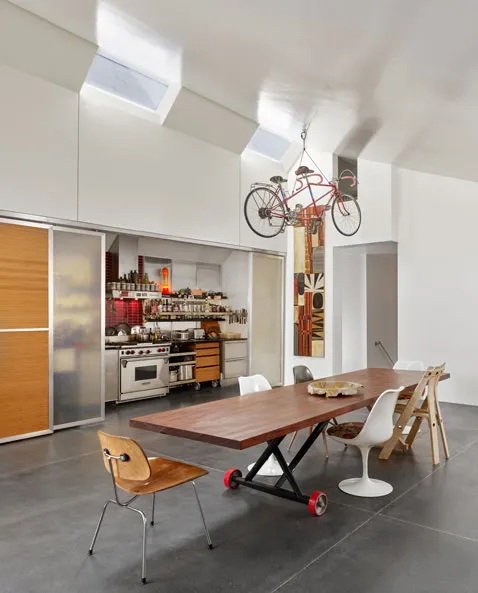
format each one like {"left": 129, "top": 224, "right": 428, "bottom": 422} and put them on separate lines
{"left": 194, "top": 342, "right": 220, "bottom": 384}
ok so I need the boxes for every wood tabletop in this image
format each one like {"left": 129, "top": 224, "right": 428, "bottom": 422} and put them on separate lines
{"left": 130, "top": 368, "right": 450, "bottom": 450}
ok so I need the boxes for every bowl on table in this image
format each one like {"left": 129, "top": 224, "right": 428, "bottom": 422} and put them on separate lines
{"left": 307, "top": 381, "right": 363, "bottom": 398}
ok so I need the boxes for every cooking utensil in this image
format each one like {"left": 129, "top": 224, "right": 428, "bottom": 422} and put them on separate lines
{"left": 193, "top": 328, "right": 205, "bottom": 340}
{"left": 116, "top": 322, "right": 131, "bottom": 335}
{"left": 169, "top": 369, "right": 178, "bottom": 383}
{"left": 105, "top": 326, "right": 117, "bottom": 336}
{"left": 172, "top": 330, "right": 192, "bottom": 341}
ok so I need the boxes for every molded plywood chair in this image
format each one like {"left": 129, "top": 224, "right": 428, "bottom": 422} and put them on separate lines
{"left": 288, "top": 365, "right": 335, "bottom": 456}
{"left": 380, "top": 363, "right": 449, "bottom": 465}
{"left": 327, "top": 387, "right": 404, "bottom": 497}
{"left": 238, "top": 374, "right": 283, "bottom": 476}
{"left": 89, "top": 431, "right": 213, "bottom": 584}
{"left": 393, "top": 360, "right": 425, "bottom": 435}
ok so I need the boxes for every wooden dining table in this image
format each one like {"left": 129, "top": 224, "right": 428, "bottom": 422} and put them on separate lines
{"left": 130, "top": 368, "right": 449, "bottom": 516}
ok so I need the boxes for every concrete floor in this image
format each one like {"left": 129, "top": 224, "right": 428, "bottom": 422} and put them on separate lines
{"left": 1, "top": 384, "right": 478, "bottom": 592}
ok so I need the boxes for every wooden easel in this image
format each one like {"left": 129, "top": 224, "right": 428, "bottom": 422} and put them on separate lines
{"left": 379, "top": 363, "right": 450, "bottom": 465}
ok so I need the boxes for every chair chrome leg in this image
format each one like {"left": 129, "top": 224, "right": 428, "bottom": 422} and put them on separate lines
{"left": 151, "top": 493, "right": 155, "bottom": 526}
{"left": 126, "top": 506, "right": 148, "bottom": 584}
{"left": 191, "top": 481, "right": 213, "bottom": 550}
{"left": 89, "top": 499, "right": 112, "bottom": 555}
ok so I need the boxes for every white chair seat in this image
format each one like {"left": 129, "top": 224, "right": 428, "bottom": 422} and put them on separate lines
{"left": 239, "top": 374, "right": 283, "bottom": 477}
{"left": 328, "top": 387, "right": 404, "bottom": 498}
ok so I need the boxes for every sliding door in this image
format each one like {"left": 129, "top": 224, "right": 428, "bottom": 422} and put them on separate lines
{"left": 53, "top": 229, "right": 104, "bottom": 428}
{"left": 249, "top": 253, "right": 284, "bottom": 386}
{"left": 0, "top": 220, "right": 51, "bottom": 442}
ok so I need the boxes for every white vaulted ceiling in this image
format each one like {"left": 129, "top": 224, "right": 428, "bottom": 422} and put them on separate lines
{"left": 7, "top": 0, "right": 478, "bottom": 180}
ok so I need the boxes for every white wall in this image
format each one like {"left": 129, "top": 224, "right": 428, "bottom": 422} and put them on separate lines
{"left": 0, "top": 67, "right": 287, "bottom": 254}
{"left": 395, "top": 167, "right": 477, "bottom": 404}
{"left": 366, "top": 253, "right": 397, "bottom": 368}
{"left": 78, "top": 88, "right": 241, "bottom": 246}
{"left": 0, "top": 64, "right": 78, "bottom": 220}
{"left": 337, "top": 251, "right": 367, "bottom": 373}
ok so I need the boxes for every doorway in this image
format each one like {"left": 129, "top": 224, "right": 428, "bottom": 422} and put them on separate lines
{"left": 333, "top": 242, "right": 397, "bottom": 373}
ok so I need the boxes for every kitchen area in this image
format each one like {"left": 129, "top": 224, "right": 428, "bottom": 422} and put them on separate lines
{"left": 0, "top": 218, "right": 283, "bottom": 443}
{"left": 104, "top": 234, "right": 251, "bottom": 404}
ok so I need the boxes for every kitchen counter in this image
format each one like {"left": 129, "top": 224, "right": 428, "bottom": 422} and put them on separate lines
{"left": 105, "top": 337, "right": 247, "bottom": 348}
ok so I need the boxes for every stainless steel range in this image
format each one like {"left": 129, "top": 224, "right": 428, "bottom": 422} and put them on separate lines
{"left": 119, "top": 343, "right": 170, "bottom": 402}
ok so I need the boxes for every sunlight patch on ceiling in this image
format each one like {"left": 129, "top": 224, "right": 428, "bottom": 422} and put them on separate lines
{"left": 245, "top": 127, "right": 291, "bottom": 162}
{"left": 85, "top": 53, "right": 168, "bottom": 111}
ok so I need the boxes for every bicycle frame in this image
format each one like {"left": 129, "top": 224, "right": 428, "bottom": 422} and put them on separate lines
{"left": 268, "top": 172, "right": 356, "bottom": 221}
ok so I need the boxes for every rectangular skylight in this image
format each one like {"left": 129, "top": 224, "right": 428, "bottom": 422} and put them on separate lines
{"left": 85, "top": 54, "right": 168, "bottom": 111}
{"left": 246, "top": 127, "right": 291, "bottom": 161}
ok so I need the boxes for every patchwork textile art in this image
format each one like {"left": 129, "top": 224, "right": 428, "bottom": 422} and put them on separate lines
{"left": 293, "top": 205, "right": 325, "bottom": 357}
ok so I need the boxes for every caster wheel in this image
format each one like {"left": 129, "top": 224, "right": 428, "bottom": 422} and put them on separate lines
{"left": 308, "top": 491, "right": 328, "bottom": 516}
{"left": 88, "top": 549, "right": 93, "bottom": 556}
{"left": 224, "top": 468, "right": 242, "bottom": 489}
{"left": 141, "top": 577, "right": 147, "bottom": 584}
{"left": 212, "top": 380, "right": 220, "bottom": 388}
{"left": 150, "top": 520, "right": 154, "bottom": 526}
{"left": 194, "top": 383, "right": 201, "bottom": 391}
{"left": 208, "top": 544, "right": 214, "bottom": 550}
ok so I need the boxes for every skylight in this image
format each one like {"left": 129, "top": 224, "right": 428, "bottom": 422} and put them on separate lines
{"left": 85, "top": 54, "right": 168, "bottom": 111}
{"left": 246, "top": 127, "right": 291, "bottom": 162}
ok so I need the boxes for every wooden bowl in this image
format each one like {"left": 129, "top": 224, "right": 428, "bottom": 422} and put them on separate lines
{"left": 307, "top": 380, "right": 363, "bottom": 398}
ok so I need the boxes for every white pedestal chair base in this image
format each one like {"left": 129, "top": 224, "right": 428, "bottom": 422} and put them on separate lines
{"left": 247, "top": 455, "right": 283, "bottom": 476}
{"left": 339, "top": 477, "right": 393, "bottom": 498}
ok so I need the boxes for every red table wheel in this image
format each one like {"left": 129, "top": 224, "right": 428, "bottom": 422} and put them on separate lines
{"left": 308, "top": 491, "right": 328, "bottom": 516}
{"left": 224, "top": 468, "right": 242, "bottom": 489}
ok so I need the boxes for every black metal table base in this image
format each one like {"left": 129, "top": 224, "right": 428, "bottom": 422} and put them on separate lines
{"left": 231, "top": 422, "right": 329, "bottom": 508}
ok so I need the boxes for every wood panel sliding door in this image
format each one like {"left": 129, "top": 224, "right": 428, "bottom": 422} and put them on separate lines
{"left": 0, "top": 221, "right": 51, "bottom": 441}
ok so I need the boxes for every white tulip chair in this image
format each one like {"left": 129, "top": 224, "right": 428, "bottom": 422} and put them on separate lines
{"left": 238, "top": 374, "right": 283, "bottom": 477}
{"left": 327, "top": 387, "right": 404, "bottom": 497}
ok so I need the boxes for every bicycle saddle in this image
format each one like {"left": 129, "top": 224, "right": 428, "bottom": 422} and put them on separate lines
{"left": 295, "top": 165, "right": 314, "bottom": 176}
{"left": 270, "top": 175, "right": 287, "bottom": 184}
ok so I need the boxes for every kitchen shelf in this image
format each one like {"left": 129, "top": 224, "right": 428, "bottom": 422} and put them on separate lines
{"left": 108, "top": 290, "right": 160, "bottom": 299}
{"left": 107, "top": 291, "right": 227, "bottom": 301}
{"left": 168, "top": 361, "right": 196, "bottom": 366}
{"left": 145, "top": 316, "right": 228, "bottom": 322}
{"left": 150, "top": 312, "right": 227, "bottom": 316}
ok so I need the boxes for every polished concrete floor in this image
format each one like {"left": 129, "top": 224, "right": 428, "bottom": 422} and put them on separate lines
{"left": 1, "top": 384, "right": 478, "bottom": 592}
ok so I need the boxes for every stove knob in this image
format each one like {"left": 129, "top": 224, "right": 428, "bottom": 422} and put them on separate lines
{"left": 139, "top": 350, "right": 144, "bottom": 355}
{"left": 157, "top": 348, "right": 161, "bottom": 352}
{"left": 146, "top": 350, "right": 151, "bottom": 354}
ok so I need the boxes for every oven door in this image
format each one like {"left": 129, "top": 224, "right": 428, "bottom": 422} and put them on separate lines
{"left": 120, "top": 357, "right": 169, "bottom": 395}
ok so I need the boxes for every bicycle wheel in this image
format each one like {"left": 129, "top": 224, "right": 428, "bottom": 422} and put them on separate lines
{"left": 331, "top": 194, "right": 361, "bottom": 236}
{"left": 244, "top": 186, "right": 286, "bottom": 238}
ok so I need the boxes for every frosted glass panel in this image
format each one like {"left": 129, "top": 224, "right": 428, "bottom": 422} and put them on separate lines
{"left": 53, "top": 230, "right": 103, "bottom": 426}
{"left": 250, "top": 254, "right": 283, "bottom": 385}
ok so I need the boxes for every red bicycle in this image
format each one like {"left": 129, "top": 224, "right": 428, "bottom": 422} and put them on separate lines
{"left": 244, "top": 165, "right": 361, "bottom": 238}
